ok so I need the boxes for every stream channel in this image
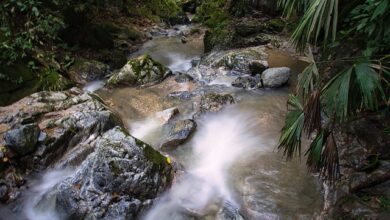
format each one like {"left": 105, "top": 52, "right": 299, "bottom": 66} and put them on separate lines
{"left": 3, "top": 24, "right": 324, "bottom": 220}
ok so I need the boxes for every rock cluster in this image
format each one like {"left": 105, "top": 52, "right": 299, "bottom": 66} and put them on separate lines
{"left": 108, "top": 55, "right": 172, "bottom": 86}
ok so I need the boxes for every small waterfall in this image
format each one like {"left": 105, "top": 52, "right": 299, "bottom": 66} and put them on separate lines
{"left": 143, "top": 109, "right": 265, "bottom": 219}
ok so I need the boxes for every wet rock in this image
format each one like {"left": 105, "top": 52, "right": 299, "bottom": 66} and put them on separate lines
{"left": 0, "top": 183, "right": 8, "bottom": 202}
{"left": 107, "top": 55, "right": 172, "bottom": 87}
{"left": 201, "top": 46, "right": 269, "bottom": 75}
{"left": 262, "top": 67, "right": 291, "bottom": 88}
{"left": 191, "top": 58, "right": 201, "bottom": 67}
{"left": 175, "top": 72, "right": 194, "bottom": 83}
{"left": 167, "top": 91, "right": 194, "bottom": 101}
{"left": 216, "top": 202, "right": 245, "bottom": 220}
{"left": 68, "top": 59, "right": 110, "bottom": 85}
{"left": 231, "top": 75, "right": 261, "bottom": 89}
{"left": 249, "top": 61, "right": 268, "bottom": 75}
{"left": 156, "top": 107, "right": 180, "bottom": 124}
{"left": 4, "top": 123, "right": 40, "bottom": 156}
{"left": 199, "top": 93, "right": 235, "bottom": 114}
{"left": 161, "top": 119, "right": 196, "bottom": 151}
{"left": 38, "top": 127, "right": 173, "bottom": 219}
{"left": 0, "top": 89, "right": 123, "bottom": 203}
{"left": 181, "top": 36, "right": 188, "bottom": 44}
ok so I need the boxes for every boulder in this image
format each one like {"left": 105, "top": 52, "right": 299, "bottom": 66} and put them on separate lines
{"left": 249, "top": 61, "right": 268, "bottom": 75}
{"left": 0, "top": 88, "right": 123, "bottom": 203}
{"left": 156, "top": 107, "right": 180, "bottom": 124}
{"left": 108, "top": 55, "right": 172, "bottom": 86}
{"left": 68, "top": 59, "right": 110, "bottom": 85}
{"left": 160, "top": 119, "right": 196, "bottom": 151}
{"left": 199, "top": 93, "right": 235, "bottom": 114}
{"left": 216, "top": 201, "right": 246, "bottom": 220}
{"left": 231, "top": 75, "right": 261, "bottom": 89}
{"left": 174, "top": 72, "right": 194, "bottom": 83}
{"left": 261, "top": 67, "right": 291, "bottom": 88}
{"left": 201, "top": 46, "right": 269, "bottom": 75}
{"left": 4, "top": 123, "right": 40, "bottom": 156}
{"left": 37, "top": 127, "right": 173, "bottom": 219}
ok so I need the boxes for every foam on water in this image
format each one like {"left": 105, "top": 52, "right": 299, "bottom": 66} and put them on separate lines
{"left": 143, "top": 108, "right": 265, "bottom": 219}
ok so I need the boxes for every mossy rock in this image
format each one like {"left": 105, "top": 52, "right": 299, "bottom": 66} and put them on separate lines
{"left": 38, "top": 68, "right": 72, "bottom": 91}
{"left": 108, "top": 54, "right": 172, "bottom": 87}
{"left": 68, "top": 58, "right": 110, "bottom": 85}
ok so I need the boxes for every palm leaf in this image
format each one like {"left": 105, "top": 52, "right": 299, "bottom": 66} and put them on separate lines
{"left": 291, "top": 0, "right": 339, "bottom": 51}
{"left": 305, "top": 129, "right": 327, "bottom": 171}
{"left": 303, "top": 90, "right": 322, "bottom": 134}
{"left": 354, "top": 62, "right": 383, "bottom": 110}
{"left": 320, "top": 132, "right": 339, "bottom": 182}
{"left": 296, "top": 47, "right": 320, "bottom": 102}
{"left": 322, "top": 67, "right": 353, "bottom": 122}
{"left": 277, "top": 95, "right": 305, "bottom": 159}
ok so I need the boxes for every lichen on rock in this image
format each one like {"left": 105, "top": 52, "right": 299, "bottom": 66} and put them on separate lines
{"left": 107, "top": 54, "right": 172, "bottom": 87}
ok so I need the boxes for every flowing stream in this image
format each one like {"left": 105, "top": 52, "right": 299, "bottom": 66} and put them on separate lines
{"left": 0, "top": 25, "right": 323, "bottom": 220}
{"left": 97, "top": 25, "right": 323, "bottom": 219}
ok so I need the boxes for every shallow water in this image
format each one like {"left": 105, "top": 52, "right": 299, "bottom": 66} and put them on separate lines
{"left": 2, "top": 25, "right": 323, "bottom": 219}
{"left": 97, "top": 33, "right": 323, "bottom": 219}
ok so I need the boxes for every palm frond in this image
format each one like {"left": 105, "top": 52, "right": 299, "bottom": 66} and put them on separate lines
{"left": 322, "top": 67, "right": 353, "bottom": 122}
{"left": 303, "top": 90, "right": 322, "bottom": 134}
{"left": 277, "top": 0, "right": 311, "bottom": 18}
{"left": 322, "top": 62, "right": 385, "bottom": 122}
{"left": 296, "top": 47, "right": 320, "bottom": 102}
{"left": 277, "top": 95, "right": 305, "bottom": 159}
{"left": 305, "top": 129, "right": 327, "bottom": 171}
{"left": 320, "top": 132, "right": 339, "bottom": 182}
{"left": 291, "top": 0, "right": 339, "bottom": 51}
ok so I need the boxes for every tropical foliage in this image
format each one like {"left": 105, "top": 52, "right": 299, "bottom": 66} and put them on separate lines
{"left": 277, "top": 0, "right": 390, "bottom": 181}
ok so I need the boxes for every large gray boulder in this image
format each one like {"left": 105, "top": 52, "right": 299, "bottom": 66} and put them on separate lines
{"left": 108, "top": 55, "right": 171, "bottom": 86}
{"left": 4, "top": 123, "right": 40, "bottom": 156}
{"left": 0, "top": 89, "right": 123, "bottom": 203}
{"left": 37, "top": 127, "right": 173, "bottom": 219}
{"left": 202, "top": 46, "right": 269, "bottom": 74}
{"left": 262, "top": 67, "right": 291, "bottom": 88}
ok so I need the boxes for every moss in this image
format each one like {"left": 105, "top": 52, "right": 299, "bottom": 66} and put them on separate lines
{"left": 38, "top": 68, "right": 72, "bottom": 91}
{"left": 265, "top": 18, "right": 285, "bottom": 33}
{"left": 135, "top": 139, "right": 166, "bottom": 166}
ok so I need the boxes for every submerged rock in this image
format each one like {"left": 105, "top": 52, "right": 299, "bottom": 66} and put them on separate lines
{"left": 156, "top": 107, "right": 180, "bottom": 124}
{"left": 160, "top": 119, "right": 196, "bottom": 151}
{"left": 231, "top": 75, "right": 261, "bottom": 89}
{"left": 174, "top": 72, "right": 194, "bottom": 83}
{"left": 38, "top": 127, "right": 173, "bottom": 219}
{"left": 4, "top": 123, "right": 40, "bottom": 156}
{"left": 199, "top": 93, "right": 235, "bottom": 114}
{"left": 107, "top": 55, "right": 172, "bottom": 86}
{"left": 167, "top": 91, "right": 194, "bottom": 101}
{"left": 68, "top": 59, "right": 110, "bottom": 85}
{"left": 262, "top": 67, "right": 291, "bottom": 88}
{"left": 216, "top": 202, "right": 246, "bottom": 220}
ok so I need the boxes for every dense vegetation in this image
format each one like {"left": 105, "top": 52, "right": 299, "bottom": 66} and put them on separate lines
{"left": 277, "top": 0, "right": 390, "bottom": 181}
{"left": 0, "top": 0, "right": 182, "bottom": 105}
